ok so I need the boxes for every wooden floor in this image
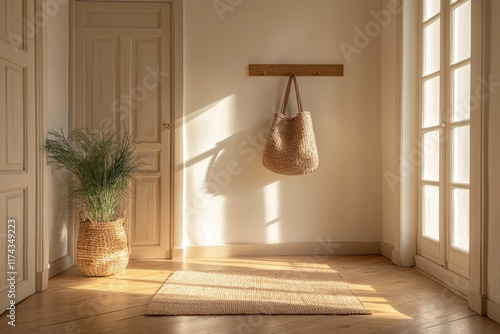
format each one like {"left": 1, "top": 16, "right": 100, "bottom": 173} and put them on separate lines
{"left": 2, "top": 255, "right": 500, "bottom": 333}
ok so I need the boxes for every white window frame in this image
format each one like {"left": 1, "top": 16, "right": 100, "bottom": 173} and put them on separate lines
{"left": 417, "top": 0, "right": 473, "bottom": 279}
{"left": 408, "top": 0, "right": 483, "bottom": 306}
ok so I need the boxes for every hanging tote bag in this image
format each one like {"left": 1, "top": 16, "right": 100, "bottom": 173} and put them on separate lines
{"left": 262, "top": 73, "right": 320, "bottom": 175}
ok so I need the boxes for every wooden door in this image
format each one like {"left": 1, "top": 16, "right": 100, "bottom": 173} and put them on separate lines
{"left": 0, "top": 0, "right": 37, "bottom": 312}
{"left": 75, "top": 2, "right": 171, "bottom": 259}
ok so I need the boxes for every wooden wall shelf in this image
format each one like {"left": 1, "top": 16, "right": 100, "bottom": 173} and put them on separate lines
{"left": 249, "top": 64, "right": 344, "bottom": 77}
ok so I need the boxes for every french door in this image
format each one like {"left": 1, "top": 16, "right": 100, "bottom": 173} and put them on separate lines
{"left": 419, "top": 0, "right": 471, "bottom": 278}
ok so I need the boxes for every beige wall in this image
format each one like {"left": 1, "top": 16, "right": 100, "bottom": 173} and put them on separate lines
{"left": 487, "top": 0, "right": 500, "bottom": 314}
{"left": 45, "top": 2, "right": 70, "bottom": 270}
{"left": 380, "top": 0, "right": 399, "bottom": 251}
{"left": 183, "top": 0, "right": 383, "bottom": 246}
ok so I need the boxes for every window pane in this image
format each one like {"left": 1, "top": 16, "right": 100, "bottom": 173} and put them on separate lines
{"left": 452, "top": 0, "right": 471, "bottom": 64}
{"left": 423, "top": 19, "right": 441, "bottom": 76}
{"left": 452, "top": 188, "right": 469, "bottom": 252}
{"left": 452, "top": 125, "right": 470, "bottom": 184}
{"left": 452, "top": 64, "right": 471, "bottom": 122}
{"left": 423, "top": 76, "right": 440, "bottom": 127}
{"left": 422, "top": 131, "right": 440, "bottom": 182}
{"left": 423, "top": 0, "right": 440, "bottom": 21}
{"left": 423, "top": 185, "right": 440, "bottom": 241}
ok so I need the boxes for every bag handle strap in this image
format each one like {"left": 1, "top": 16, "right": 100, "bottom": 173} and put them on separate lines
{"left": 279, "top": 74, "right": 293, "bottom": 114}
{"left": 279, "top": 73, "right": 303, "bottom": 115}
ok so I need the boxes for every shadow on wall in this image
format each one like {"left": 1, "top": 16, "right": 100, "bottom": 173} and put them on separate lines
{"left": 204, "top": 121, "right": 273, "bottom": 198}
{"left": 202, "top": 121, "right": 285, "bottom": 244}
{"left": 182, "top": 80, "right": 380, "bottom": 245}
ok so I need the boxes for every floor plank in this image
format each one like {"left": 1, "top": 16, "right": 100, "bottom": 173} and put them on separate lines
{"left": 1, "top": 255, "right": 499, "bottom": 333}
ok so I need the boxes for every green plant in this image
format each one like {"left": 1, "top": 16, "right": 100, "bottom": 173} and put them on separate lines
{"left": 45, "top": 128, "right": 148, "bottom": 222}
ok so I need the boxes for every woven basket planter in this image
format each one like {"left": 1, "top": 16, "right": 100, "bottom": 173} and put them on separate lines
{"left": 76, "top": 218, "right": 130, "bottom": 277}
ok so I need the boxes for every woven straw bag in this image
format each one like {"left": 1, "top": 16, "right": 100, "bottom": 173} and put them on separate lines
{"left": 262, "top": 73, "right": 320, "bottom": 175}
{"left": 76, "top": 213, "right": 130, "bottom": 277}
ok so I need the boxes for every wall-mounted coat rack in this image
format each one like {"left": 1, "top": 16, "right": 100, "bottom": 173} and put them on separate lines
{"left": 249, "top": 64, "right": 344, "bottom": 77}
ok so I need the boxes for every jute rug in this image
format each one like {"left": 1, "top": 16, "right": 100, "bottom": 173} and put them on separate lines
{"left": 146, "top": 269, "right": 371, "bottom": 316}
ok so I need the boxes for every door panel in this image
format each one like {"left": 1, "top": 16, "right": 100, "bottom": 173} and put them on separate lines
{"left": 0, "top": 0, "right": 36, "bottom": 312}
{"left": 131, "top": 37, "right": 162, "bottom": 142}
{"left": 0, "top": 59, "right": 25, "bottom": 171}
{"left": 85, "top": 35, "right": 120, "bottom": 131}
{"left": 0, "top": 0, "right": 23, "bottom": 49}
{"left": 131, "top": 178, "right": 161, "bottom": 245}
{"left": 2, "top": 190, "right": 25, "bottom": 279}
{"left": 83, "top": 7, "right": 162, "bottom": 29}
{"left": 75, "top": 2, "right": 171, "bottom": 259}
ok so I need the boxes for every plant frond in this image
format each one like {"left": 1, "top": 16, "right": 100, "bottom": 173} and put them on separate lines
{"left": 45, "top": 127, "right": 151, "bottom": 222}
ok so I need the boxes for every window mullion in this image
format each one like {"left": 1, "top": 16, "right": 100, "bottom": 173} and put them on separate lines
{"left": 440, "top": 0, "right": 449, "bottom": 266}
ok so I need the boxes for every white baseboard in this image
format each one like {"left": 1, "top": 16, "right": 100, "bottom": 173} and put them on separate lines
{"left": 185, "top": 242, "right": 381, "bottom": 258}
{"left": 379, "top": 242, "right": 394, "bottom": 261}
{"left": 488, "top": 299, "right": 500, "bottom": 324}
{"left": 49, "top": 255, "right": 73, "bottom": 278}
{"left": 414, "top": 255, "right": 469, "bottom": 298}
{"left": 377, "top": 242, "right": 402, "bottom": 267}
{"left": 468, "top": 289, "right": 487, "bottom": 315}
{"left": 391, "top": 249, "right": 401, "bottom": 266}
{"left": 36, "top": 269, "right": 49, "bottom": 292}
{"left": 172, "top": 248, "right": 184, "bottom": 260}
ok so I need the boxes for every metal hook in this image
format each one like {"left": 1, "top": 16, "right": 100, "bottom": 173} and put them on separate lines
{"left": 317, "top": 71, "right": 322, "bottom": 76}
{"left": 263, "top": 70, "right": 267, "bottom": 76}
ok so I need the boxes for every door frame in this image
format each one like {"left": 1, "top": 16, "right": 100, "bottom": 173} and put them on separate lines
{"left": 67, "top": 0, "right": 184, "bottom": 263}
{"left": 35, "top": 0, "right": 76, "bottom": 290}
{"left": 35, "top": 0, "right": 49, "bottom": 292}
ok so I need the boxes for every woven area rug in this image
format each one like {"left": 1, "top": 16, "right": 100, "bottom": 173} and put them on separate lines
{"left": 146, "top": 269, "right": 371, "bottom": 316}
